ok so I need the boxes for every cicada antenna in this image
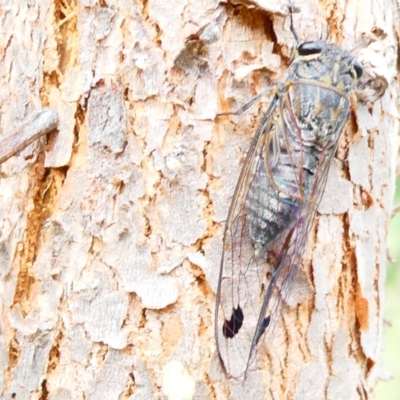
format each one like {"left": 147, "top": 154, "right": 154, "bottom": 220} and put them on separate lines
{"left": 288, "top": 4, "right": 300, "bottom": 44}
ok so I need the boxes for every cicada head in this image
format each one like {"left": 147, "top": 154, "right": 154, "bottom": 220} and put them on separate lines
{"left": 289, "top": 41, "right": 363, "bottom": 93}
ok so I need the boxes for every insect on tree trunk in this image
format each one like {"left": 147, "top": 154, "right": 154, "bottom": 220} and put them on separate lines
{"left": 0, "top": 1, "right": 398, "bottom": 399}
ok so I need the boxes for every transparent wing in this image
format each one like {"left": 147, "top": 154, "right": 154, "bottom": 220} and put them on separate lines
{"left": 215, "top": 89, "right": 341, "bottom": 380}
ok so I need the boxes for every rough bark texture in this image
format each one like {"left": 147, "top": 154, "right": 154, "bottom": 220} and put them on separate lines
{"left": 0, "top": 0, "right": 398, "bottom": 399}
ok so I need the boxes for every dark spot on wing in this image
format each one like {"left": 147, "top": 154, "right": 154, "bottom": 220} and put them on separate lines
{"left": 254, "top": 316, "right": 271, "bottom": 345}
{"left": 223, "top": 306, "right": 244, "bottom": 338}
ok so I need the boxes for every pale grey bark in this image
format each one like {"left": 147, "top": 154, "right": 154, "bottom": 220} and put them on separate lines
{"left": 0, "top": 0, "right": 398, "bottom": 399}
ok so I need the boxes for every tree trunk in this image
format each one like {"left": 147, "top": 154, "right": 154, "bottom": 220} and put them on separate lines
{"left": 0, "top": 1, "right": 398, "bottom": 399}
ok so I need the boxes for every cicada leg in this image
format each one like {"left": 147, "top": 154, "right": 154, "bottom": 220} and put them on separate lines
{"left": 216, "top": 87, "right": 278, "bottom": 118}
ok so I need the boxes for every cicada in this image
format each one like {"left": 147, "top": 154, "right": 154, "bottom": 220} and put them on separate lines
{"left": 215, "top": 24, "right": 363, "bottom": 379}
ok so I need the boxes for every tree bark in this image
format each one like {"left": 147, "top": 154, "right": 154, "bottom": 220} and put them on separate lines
{"left": 0, "top": 0, "right": 398, "bottom": 399}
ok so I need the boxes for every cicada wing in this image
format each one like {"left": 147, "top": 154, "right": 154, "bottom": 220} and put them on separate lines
{"left": 215, "top": 95, "right": 281, "bottom": 379}
{"left": 243, "top": 98, "right": 342, "bottom": 376}
{"left": 215, "top": 92, "right": 310, "bottom": 378}
{"left": 215, "top": 89, "right": 342, "bottom": 380}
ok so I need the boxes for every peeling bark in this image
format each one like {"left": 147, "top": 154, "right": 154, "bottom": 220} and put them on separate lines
{"left": 0, "top": 0, "right": 398, "bottom": 399}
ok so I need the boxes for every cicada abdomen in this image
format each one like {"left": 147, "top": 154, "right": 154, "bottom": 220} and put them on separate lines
{"left": 215, "top": 40, "right": 363, "bottom": 379}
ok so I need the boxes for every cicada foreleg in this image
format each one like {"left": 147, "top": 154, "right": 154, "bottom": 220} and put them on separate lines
{"left": 216, "top": 87, "right": 278, "bottom": 118}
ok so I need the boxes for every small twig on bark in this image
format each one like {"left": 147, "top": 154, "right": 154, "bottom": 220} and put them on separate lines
{"left": 0, "top": 108, "right": 58, "bottom": 165}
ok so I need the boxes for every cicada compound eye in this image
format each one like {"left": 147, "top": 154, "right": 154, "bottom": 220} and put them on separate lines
{"left": 297, "top": 41, "right": 323, "bottom": 56}
{"left": 351, "top": 59, "right": 363, "bottom": 79}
